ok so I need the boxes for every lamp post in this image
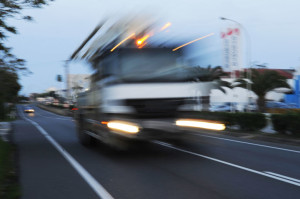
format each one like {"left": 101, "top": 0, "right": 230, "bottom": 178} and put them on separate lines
{"left": 220, "top": 17, "right": 252, "bottom": 112}
{"left": 64, "top": 60, "right": 70, "bottom": 102}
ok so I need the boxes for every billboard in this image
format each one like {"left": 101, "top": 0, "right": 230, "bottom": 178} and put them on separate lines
{"left": 221, "top": 27, "right": 242, "bottom": 72}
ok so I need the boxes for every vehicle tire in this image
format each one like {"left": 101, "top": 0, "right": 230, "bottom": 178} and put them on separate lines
{"left": 76, "top": 116, "right": 94, "bottom": 146}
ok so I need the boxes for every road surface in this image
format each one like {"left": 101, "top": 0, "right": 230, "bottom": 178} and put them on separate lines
{"left": 13, "top": 105, "right": 300, "bottom": 199}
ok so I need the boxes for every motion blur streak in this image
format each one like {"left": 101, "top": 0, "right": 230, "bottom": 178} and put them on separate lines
{"left": 172, "top": 33, "right": 215, "bottom": 51}
{"left": 160, "top": 22, "right": 171, "bottom": 31}
{"left": 107, "top": 121, "right": 139, "bottom": 134}
{"left": 136, "top": 34, "right": 150, "bottom": 47}
{"left": 110, "top": 33, "right": 135, "bottom": 52}
{"left": 176, "top": 119, "right": 226, "bottom": 131}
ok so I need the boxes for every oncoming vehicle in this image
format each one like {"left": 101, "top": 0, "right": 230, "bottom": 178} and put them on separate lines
{"left": 71, "top": 18, "right": 226, "bottom": 149}
{"left": 210, "top": 104, "right": 231, "bottom": 112}
{"left": 24, "top": 106, "right": 34, "bottom": 113}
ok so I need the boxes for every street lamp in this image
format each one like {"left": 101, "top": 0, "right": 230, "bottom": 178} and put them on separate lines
{"left": 220, "top": 17, "right": 252, "bottom": 112}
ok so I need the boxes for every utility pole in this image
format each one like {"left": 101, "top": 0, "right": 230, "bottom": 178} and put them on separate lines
{"left": 64, "top": 60, "right": 70, "bottom": 102}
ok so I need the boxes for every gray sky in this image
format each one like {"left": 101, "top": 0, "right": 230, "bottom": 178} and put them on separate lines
{"left": 7, "top": 0, "right": 300, "bottom": 95}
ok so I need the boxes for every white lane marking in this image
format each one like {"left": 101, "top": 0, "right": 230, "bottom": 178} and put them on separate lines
{"left": 265, "top": 172, "right": 300, "bottom": 183}
{"left": 19, "top": 107, "right": 114, "bottom": 199}
{"left": 154, "top": 141, "right": 300, "bottom": 187}
{"left": 194, "top": 133, "right": 300, "bottom": 154}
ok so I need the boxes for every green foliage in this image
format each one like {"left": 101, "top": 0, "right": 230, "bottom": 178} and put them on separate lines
{"left": 189, "top": 65, "right": 228, "bottom": 81}
{"left": 185, "top": 65, "right": 231, "bottom": 111}
{"left": 187, "top": 65, "right": 231, "bottom": 92}
{"left": 0, "top": 103, "right": 14, "bottom": 121}
{"left": 271, "top": 112, "right": 300, "bottom": 136}
{"left": 0, "top": 101, "right": 5, "bottom": 120}
{"left": 0, "top": 69, "right": 20, "bottom": 120}
{"left": 0, "top": 0, "right": 54, "bottom": 72}
{"left": 234, "top": 112, "right": 266, "bottom": 131}
{"left": 234, "top": 69, "right": 290, "bottom": 112}
{"left": 0, "top": 69, "right": 21, "bottom": 102}
{"left": 0, "top": 139, "right": 20, "bottom": 199}
{"left": 17, "top": 95, "right": 29, "bottom": 102}
{"left": 271, "top": 114, "right": 289, "bottom": 134}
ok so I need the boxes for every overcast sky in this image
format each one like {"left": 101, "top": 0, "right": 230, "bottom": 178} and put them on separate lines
{"left": 7, "top": 0, "right": 300, "bottom": 95}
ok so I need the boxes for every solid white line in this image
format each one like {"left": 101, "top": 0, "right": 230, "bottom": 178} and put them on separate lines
{"left": 19, "top": 107, "right": 114, "bottom": 199}
{"left": 265, "top": 172, "right": 300, "bottom": 183}
{"left": 154, "top": 141, "right": 300, "bottom": 187}
{"left": 195, "top": 133, "right": 300, "bottom": 154}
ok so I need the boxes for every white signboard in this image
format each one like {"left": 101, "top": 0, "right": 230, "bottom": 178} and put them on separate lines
{"left": 221, "top": 27, "right": 242, "bottom": 72}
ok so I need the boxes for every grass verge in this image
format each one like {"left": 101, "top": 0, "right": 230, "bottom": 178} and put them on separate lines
{"left": 0, "top": 138, "right": 20, "bottom": 199}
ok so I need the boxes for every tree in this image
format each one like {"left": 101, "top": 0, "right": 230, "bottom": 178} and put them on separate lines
{"left": 188, "top": 65, "right": 231, "bottom": 110}
{"left": 0, "top": 68, "right": 21, "bottom": 102}
{"left": 0, "top": 0, "right": 54, "bottom": 72}
{"left": 0, "top": 1, "right": 53, "bottom": 119}
{"left": 0, "top": 68, "right": 21, "bottom": 119}
{"left": 233, "top": 69, "right": 291, "bottom": 112}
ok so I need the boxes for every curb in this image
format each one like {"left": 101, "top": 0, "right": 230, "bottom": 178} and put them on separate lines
{"left": 37, "top": 104, "right": 71, "bottom": 117}
{"left": 0, "top": 122, "right": 12, "bottom": 142}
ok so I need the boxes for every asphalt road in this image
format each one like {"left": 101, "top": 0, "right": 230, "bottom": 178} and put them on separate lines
{"left": 14, "top": 105, "right": 300, "bottom": 199}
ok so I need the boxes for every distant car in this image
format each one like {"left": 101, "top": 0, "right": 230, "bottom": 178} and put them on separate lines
{"left": 210, "top": 104, "right": 231, "bottom": 112}
{"left": 24, "top": 106, "right": 35, "bottom": 113}
{"left": 244, "top": 103, "right": 257, "bottom": 112}
{"left": 266, "top": 101, "right": 289, "bottom": 109}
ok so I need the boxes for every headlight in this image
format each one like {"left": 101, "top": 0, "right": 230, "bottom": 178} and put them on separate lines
{"left": 176, "top": 119, "right": 225, "bottom": 131}
{"left": 107, "top": 121, "right": 139, "bottom": 134}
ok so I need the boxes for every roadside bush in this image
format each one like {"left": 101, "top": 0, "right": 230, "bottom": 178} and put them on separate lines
{"left": 0, "top": 102, "right": 14, "bottom": 121}
{"left": 0, "top": 102, "right": 5, "bottom": 120}
{"left": 271, "top": 114, "right": 288, "bottom": 134}
{"left": 234, "top": 112, "right": 266, "bottom": 131}
{"left": 0, "top": 139, "right": 20, "bottom": 198}
{"left": 272, "top": 112, "right": 300, "bottom": 136}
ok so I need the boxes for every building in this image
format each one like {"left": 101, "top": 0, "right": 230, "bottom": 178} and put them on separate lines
{"left": 209, "top": 68, "right": 295, "bottom": 110}
{"left": 285, "top": 66, "right": 300, "bottom": 108}
{"left": 67, "top": 74, "right": 90, "bottom": 102}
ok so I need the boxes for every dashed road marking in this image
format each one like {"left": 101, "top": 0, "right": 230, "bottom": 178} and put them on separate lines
{"left": 194, "top": 134, "right": 300, "bottom": 154}
{"left": 154, "top": 141, "right": 300, "bottom": 187}
{"left": 264, "top": 171, "right": 300, "bottom": 184}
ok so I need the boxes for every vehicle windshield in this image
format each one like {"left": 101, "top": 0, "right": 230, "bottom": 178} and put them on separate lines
{"left": 119, "top": 48, "right": 190, "bottom": 82}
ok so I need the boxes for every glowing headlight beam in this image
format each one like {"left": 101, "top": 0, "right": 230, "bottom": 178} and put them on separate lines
{"left": 107, "top": 121, "right": 139, "bottom": 134}
{"left": 136, "top": 34, "right": 150, "bottom": 47}
{"left": 172, "top": 33, "right": 215, "bottom": 51}
{"left": 160, "top": 22, "right": 171, "bottom": 31}
{"left": 176, "top": 119, "right": 225, "bottom": 131}
{"left": 110, "top": 33, "right": 135, "bottom": 52}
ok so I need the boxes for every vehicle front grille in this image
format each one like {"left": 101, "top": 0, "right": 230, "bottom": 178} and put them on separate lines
{"left": 125, "top": 98, "right": 185, "bottom": 117}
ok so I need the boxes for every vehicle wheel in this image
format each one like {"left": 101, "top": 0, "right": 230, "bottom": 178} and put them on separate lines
{"left": 76, "top": 117, "right": 94, "bottom": 146}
